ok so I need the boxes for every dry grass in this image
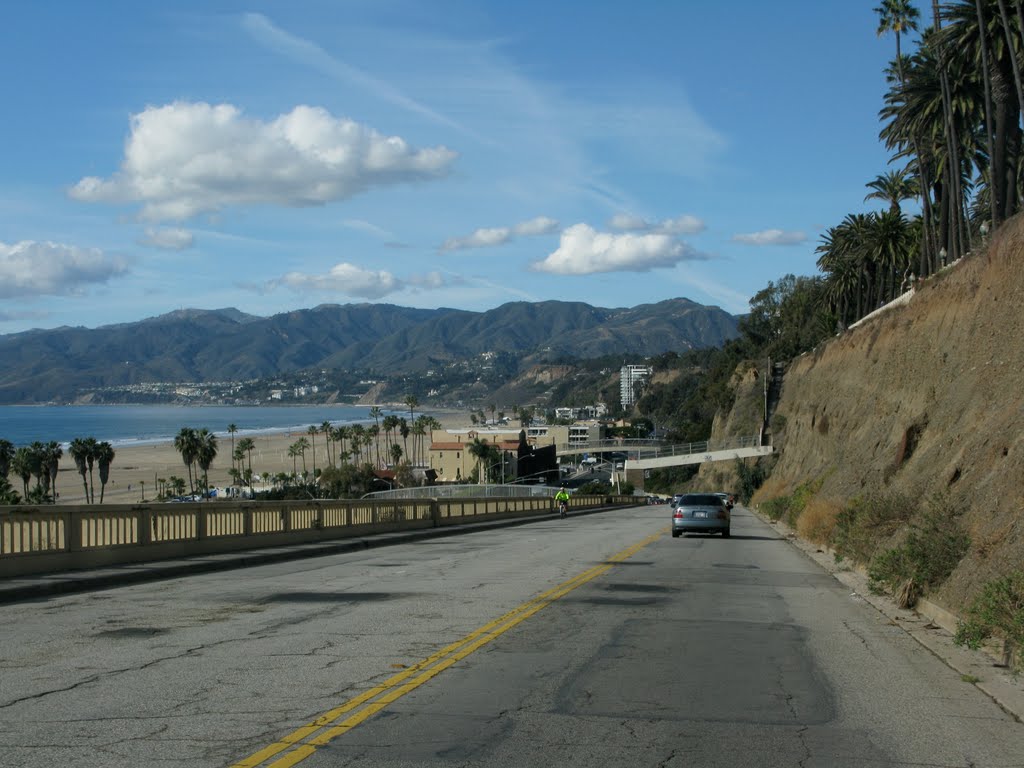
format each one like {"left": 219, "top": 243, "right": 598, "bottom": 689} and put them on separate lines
{"left": 796, "top": 497, "right": 842, "bottom": 545}
{"left": 751, "top": 475, "right": 789, "bottom": 507}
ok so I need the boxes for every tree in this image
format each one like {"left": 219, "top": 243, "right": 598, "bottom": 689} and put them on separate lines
{"left": 865, "top": 169, "right": 919, "bottom": 213}
{"left": 0, "top": 438, "right": 15, "bottom": 482}
{"left": 69, "top": 437, "right": 95, "bottom": 503}
{"left": 237, "top": 437, "right": 256, "bottom": 487}
{"left": 467, "top": 437, "right": 499, "bottom": 484}
{"left": 307, "top": 424, "right": 318, "bottom": 478}
{"left": 227, "top": 423, "right": 238, "bottom": 474}
{"left": 295, "top": 437, "right": 310, "bottom": 473}
{"left": 174, "top": 427, "right": 199, "bottom": 495}
{"left": 405, "top": 395, "right": 419, "bottom": 426}
{"left": 11, "top": 447, "right": 33, "bottom": 499}
{"left": 195, "top": 430, "right": 217, "bottom": 499}
{"left": 43, "top": 441, "right": 62, "bottom": 503}
{"left": 95, "top": 441, "right": 116, "bottom": 503}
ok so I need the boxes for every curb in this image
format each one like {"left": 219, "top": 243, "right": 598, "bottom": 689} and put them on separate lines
{"left": 750, "top": 507, "right": 1024, "bottom": 724}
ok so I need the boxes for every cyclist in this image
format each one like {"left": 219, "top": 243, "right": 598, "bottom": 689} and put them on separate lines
{"left": 554, "top": 485, "right": 571, "bottom": 518}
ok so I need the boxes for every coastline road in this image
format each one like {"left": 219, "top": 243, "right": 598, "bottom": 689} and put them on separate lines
{"left": 1, "top": 506, "right": 1022, "bottom": 767}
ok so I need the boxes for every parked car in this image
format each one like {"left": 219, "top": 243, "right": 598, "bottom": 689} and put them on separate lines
{"left": 671, "top": 493, "right": 731, "bottom": 537}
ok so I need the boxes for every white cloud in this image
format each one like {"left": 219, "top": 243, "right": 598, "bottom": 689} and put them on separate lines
{"left": 139, "top": 227, "right": 194, "bottom": 250}
{"left": 270, "top": 262, "right": 448, "bottom": 299}
{"left": 69, "top": 102, "right": 457, "bottom": 221}
{"left": 732, "top": 229, "right": 807, "bottom": 246}
{"left": 532, "top": 224, "right": 703, "bottom": 275}
{"left": 608, "top": 213, "right": 705, "bottom": 235}
{"left": 0, "top": 241, "right": 130, "bottom": 298}
{"left": 513, "top": 216, "right": 559, "bottom": 237}
{"left": 440, "top": 227, "right": 513, "bottom": 252}
{"left": 441, "top": 216, "right": 559, "bottom": 251}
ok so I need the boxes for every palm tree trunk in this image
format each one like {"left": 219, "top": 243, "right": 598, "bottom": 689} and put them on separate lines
{"left": 978, "top": 0, "right": 1001, "bottom": 227}
{"left": 997, "top": 0, "right": 1024, "bottom": 131}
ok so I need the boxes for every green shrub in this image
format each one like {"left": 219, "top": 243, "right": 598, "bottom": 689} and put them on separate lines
{"left": 734, "top": 457, "right": 767, "bottom": 504}
{"left": 867, "top": 495, "right": 969, "bottom": 601}
{"left": 760, "top": 496, "right": 790, "bottom": 522}
{"left": 954, "top": 571, "right": 1024, "bottom": 671}
{"left": 830, "top": 490, "right": 915, "bottom": 565}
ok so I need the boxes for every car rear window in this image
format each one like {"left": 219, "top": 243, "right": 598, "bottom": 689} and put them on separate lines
{"left": 678, "top": 494, "right": 724, "bottom": 506}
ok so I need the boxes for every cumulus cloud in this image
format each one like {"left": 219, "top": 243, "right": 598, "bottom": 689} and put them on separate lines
{"left": 269, "top": 262, "right": 447, "bottom": 299}
{"left": 608, "top": 213, "right": 705, "bottom": 235}
{"left": 0, "top": 241, "right": 130, "bottom": 298}
{"left": 440, "top": 227, "right": 513, "bottom": 252}
{"left": 532, "top": 224, "right": 704, "bottom": 275}
{"left": 139, "top": 227, "right": 194, "bottom": 250}
{"left": 732, "top": 229, "right": 807, "bottom": 246}
{"left": 440, "top": 215, "right": 559, "bottom": 252}
{"left": 69, "top": 102, "right": 457, "bottom": 221}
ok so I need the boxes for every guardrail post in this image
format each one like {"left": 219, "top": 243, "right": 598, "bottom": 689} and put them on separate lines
{"left": 66, "top": 508, "right": 82, "bottom": 553}
{"left": 138, "top": 507, "right": 152, "bottom": 546}
{"left": 431, "top": 498, "right": 441, "bottom": 527}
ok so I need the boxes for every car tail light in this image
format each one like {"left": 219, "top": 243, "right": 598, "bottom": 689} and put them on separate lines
{"left": 673, "top": 511, "right": 683, "bottom": 519}
{"left": 716, "top": 509, "right": 728, "bottom": 519}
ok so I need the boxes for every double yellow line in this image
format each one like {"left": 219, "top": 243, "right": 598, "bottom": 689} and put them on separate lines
{"left": 231, "top": 528, "right": 664, "bottom": 768}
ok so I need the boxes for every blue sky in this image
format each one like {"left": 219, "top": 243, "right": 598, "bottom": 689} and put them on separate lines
{"left": 0, "top": 1, "right": 898, "bottom": 334}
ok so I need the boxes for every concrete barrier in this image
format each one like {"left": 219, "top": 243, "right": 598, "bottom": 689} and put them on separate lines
{"left": 0, "top": 494, "right": 635, "bottom": 578}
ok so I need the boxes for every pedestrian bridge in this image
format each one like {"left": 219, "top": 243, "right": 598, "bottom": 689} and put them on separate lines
{"left": 558, "top": 435, "right": 773, "bottom": 471}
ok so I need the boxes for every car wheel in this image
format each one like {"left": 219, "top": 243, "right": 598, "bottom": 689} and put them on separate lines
{"left": 671, "top": 530, "right": 680, "bottom": 538}
{"left": 722, "top": 528, "right": 731, "bottom": 538}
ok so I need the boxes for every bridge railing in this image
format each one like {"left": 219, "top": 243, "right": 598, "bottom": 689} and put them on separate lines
{"left": 629, "top": 435, "right": 763, "bottom": 461}
{"left": 555, "top": 438, "right": 662, "bottom": 455}
{"left": 0, "top": 493, "right": 637, "bottom": 578}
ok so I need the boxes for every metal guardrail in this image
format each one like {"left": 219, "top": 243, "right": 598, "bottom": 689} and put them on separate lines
{"left": 364, "top": 484, "right": 560, "bottom": 500}
{"left": 0, "top": 494, "right": 637, "bottom": 578}
{"left": 555, "top": 439, "right": 662, "bottom": 455}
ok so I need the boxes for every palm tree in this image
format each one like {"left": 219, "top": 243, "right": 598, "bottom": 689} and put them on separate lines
{"left": 467, "top": 437, "right": 498, "bottom": 484}
{"left": 227, "top": 423, "right": 240, "bottom": 476}
{"left": 0, "top": 438, "right": 15, "bottom": 482}
{"left": 876, "top": 0, "right": 938, "bottom": 272}
{"left": 865, "top": 169, "right": 919, "bottom": 213}
{"left": 43, "top": 441, "right": 63, "bottom": 503}
{"left": 195, "top": 430, "right": 217, "bottom": 499}
{"left": 295, "top": 437, "right": 310, "bottom": 473}
{"left": 320, "top": 420, "right": 334, "bottom": 466}
{"left": 288, "top": 442, "right": 301, "bottom": 478}
{"left": 404, "top": 395, "right": 418, "bottom": 427}
{"left": 95, "top": 441, "right": 116, "bottom": 503}
{"left": 11, "top": 447, "right": 33, "bottom": 499}
{"left": 174, "top": 428, "right": 199, "bottom": 495}
{"left": 307, "top": 425, "right": 318, "bottom": 477}
{"left": 69, "top": 437, "right": 93, "bottom": 503}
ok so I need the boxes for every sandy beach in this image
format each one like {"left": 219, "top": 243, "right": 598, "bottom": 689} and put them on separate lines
{"left": 46, "top": 410, "right": 470, "bottom": 505}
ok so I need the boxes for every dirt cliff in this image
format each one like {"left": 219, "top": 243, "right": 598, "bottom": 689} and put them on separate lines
{"left": 741, "top": 216, "right": 1024, "bottom": 613}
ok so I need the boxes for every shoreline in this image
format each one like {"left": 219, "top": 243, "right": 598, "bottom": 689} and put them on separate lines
{"left": 35, "top": 409, "right": 468, "bottom": 506}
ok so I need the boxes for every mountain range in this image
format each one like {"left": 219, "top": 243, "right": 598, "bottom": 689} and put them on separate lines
{"left": 0, "top": 298, "right": 740, "bottom": 404}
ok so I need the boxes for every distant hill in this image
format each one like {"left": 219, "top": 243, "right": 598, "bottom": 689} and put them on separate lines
{"left": 0, "top": 299, "right": 740, "bottom": 404}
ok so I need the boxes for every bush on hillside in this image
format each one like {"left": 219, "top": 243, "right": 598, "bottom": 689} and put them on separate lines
{"left": 796, "top": 498, "right": 842, "bottom": 545}
{"left": 954, "top": 570, "right": 1024, "bottom": 671}
{"left": 867, "top": 495, "right": 969, "bottom": 606}
{"left": 830, "top": 490, "right": 915, "bottom": 566}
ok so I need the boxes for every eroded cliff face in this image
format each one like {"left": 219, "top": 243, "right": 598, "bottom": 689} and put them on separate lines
{"left": 758, "top": 216, "right": 1024, "bottom": 610}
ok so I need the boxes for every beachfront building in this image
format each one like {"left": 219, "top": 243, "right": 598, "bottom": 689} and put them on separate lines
{"left": 428, "top": 422, "right": 607, "bottom": 483}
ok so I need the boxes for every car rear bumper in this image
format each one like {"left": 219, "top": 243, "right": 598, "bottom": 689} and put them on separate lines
{"left": 672, "top": 519, "right": 729, "bottom": 534}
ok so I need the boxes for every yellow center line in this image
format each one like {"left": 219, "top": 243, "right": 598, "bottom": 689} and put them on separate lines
{"left": 230, "top": 528, "right": 664, "bottom": 768}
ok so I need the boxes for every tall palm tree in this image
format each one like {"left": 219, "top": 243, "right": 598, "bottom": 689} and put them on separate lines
{"left": 307, "top": 425, "right": 318, "bottom": 477}
{"left": 195, "top": 430, "right": 217, "bottom": 499}
{"left": 288, "top": 442, "right": 300, "bottom": 478}
{"left": 0, "top": 438, "right": 15, "bottom": 482}
{"left": 865, "top": 169, "right": 919, "bottom": 213}
{"left": 11, "top": 447, "right": 33, "bottom": 499}
{"left": 95, "top": 441, "right": 116, "bottom": 503}
{"left": 227, "top": 423, "right": 238, "bottom": 475}
{"left": 295, "top": 437, "right": 310, "bottom": 473}
{"left": 43, "top": 441, "right": 63, "bottom": 503}
{"left": 320, "top": 420, "right": 334, "bottom": 466}
{"left": 174, "top": 427, "right": 199, "bottom": 495}
{"left": 404, "top": 395, "right": 418, "bottom": 427}
{"left": 876, "top": 0, "right": 936, "bottom": 271}
{"left": 69, "top": 437, "right": 94, "bottom": 503}
{"left": 236, "top": 437, "right": 256, "bottom": 488}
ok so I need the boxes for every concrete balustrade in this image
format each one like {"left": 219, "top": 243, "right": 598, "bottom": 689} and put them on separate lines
{"left": 0, "top": 494, "right": 634, "bottom": 578}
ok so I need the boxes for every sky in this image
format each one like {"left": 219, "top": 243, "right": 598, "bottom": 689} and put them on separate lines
{"left": 0, "top": 1, "right": 899, "bottom": 334}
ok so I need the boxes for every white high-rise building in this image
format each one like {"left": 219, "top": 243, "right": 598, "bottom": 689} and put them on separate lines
{"left": 620, "top": 364, "right": 652, "bottom": 408}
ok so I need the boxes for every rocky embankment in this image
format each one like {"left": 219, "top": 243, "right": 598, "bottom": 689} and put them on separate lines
{"left": 718, "top": 216, "right": 1024, "bottom": 615}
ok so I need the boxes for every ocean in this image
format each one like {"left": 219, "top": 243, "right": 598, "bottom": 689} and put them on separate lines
{"left": 0, "top": 404, "right": 400, "bottom": 448}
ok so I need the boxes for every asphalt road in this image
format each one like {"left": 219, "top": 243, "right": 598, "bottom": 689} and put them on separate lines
{"left": 2, "top": 505, "right": 1022, "bottom": 767}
